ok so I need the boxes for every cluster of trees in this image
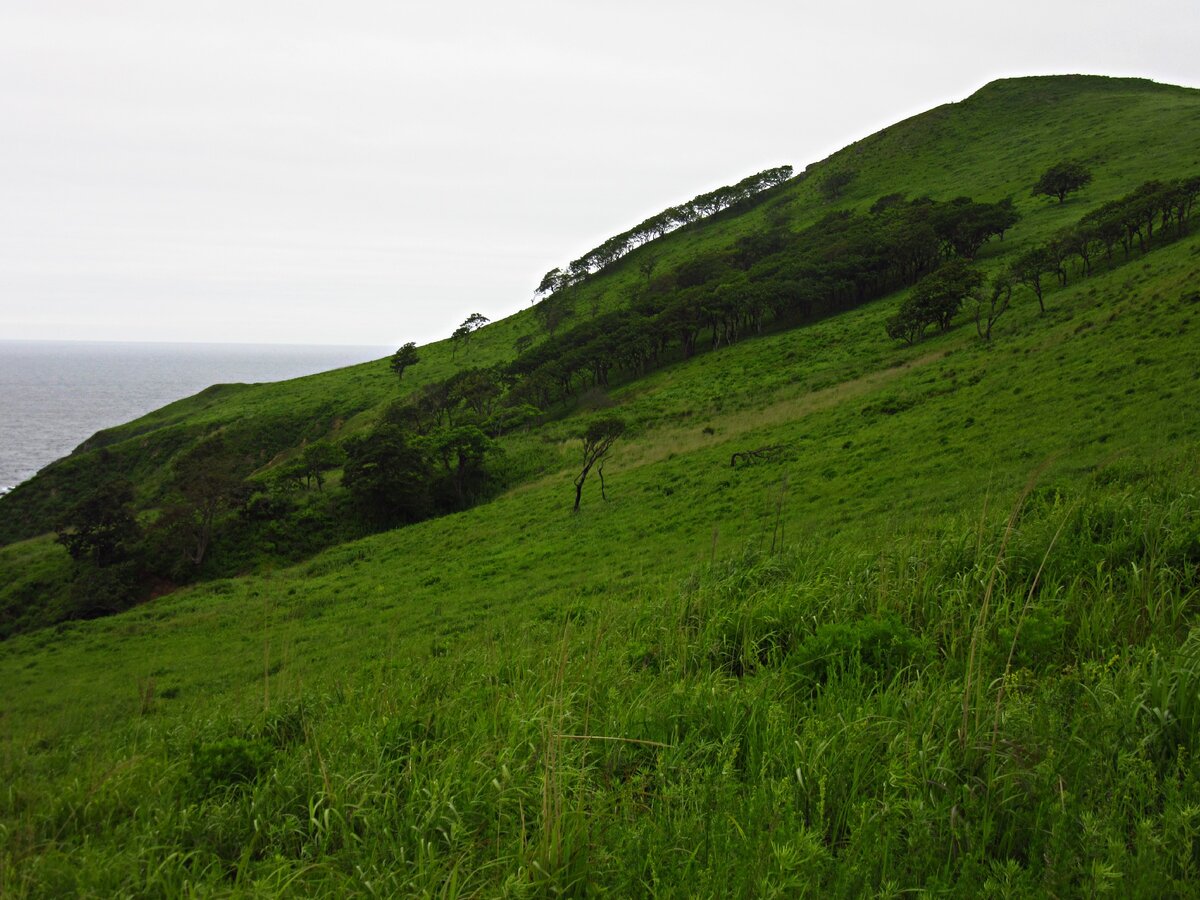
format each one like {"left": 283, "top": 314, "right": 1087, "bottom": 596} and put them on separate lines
{"left": 1012, "top": 174, "right": 1200, "bottom": 315}
{"left": 887, "top": 172, "right": 1200, "bottom": 345}
{"left": 534, "top": 165, "right": 793, "bottom": 300}
{"left": 53, "top": 479, "right": 144, "bottom": 618}
{"left": 511, "top": 194, "right": 1017, "bottom": 405}
{"left": 54, "top": 434, "right": 256, "bottom": 618}
{"left": 886, "top": 260, "right": 986, "bottom": 344}
{"left": 52, "top": 413, "right": 496, "bottom": 620}
{"left": 340, "top": 423, "right": 496, "bottom": 525}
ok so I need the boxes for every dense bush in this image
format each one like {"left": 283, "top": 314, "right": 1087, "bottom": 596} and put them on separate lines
{"left": 186, "top": 737, "right": 274, "bottom": 798}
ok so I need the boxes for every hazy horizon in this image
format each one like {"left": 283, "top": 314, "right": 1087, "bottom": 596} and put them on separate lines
{"left": 0, "top": 337, "right": 390, "bottom": 349}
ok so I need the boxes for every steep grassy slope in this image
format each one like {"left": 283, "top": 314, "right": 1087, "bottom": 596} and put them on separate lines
{"left": 2, "top": 75, "right": 1200, "bottom": 894}
{"left": 2, "top": 75, "right": 1197, "bottom": 547}
{"left": 2, "top": 207, "right": 1200, "bottom": 895}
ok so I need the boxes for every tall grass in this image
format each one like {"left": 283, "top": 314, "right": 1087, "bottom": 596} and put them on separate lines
{"left": 3, "top": 458, "right": 1199, "bottom": 895}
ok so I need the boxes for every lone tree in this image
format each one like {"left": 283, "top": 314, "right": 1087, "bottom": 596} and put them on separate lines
{"left": 972, "top": 273, "right": 1012, "bottom": 342}
{"left": 637, "top": 252, "right": 660, "bottom": 283}
{"left": 390, "top": 342, "right": 420, "bottom": 382}
{"left": 163, "top": 435, "right": 248, "bottom": 569}
{"left": 451, "top": 313, "right": 490, "bottom": 356}
{"left": 534, "top": 294, "right": 575, "bottom": 337}
{"left": 818, "top": 169, "right": 857, "bottom": 202}
{"left": 1033, "top": 160, "right": 1093, "bottom": 204}
{"left": 573, "top": 416, "right": 624, "bottom": 513}
{"left": 1010, "top": 246, "right": 1052, "bottom": 314}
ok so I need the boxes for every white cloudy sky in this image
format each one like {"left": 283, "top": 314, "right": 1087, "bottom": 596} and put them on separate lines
{"left": 1, "top": 0, "right": 1196, "bottom": 347}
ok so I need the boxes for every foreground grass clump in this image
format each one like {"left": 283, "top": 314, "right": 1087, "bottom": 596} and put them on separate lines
{"left": 3, "top": 458, "right": 1199, "bottom": 895}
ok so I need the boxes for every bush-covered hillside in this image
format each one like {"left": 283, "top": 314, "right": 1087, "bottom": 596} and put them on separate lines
{"left": 2, "top": 74, "right": 1200, "bottom": 894}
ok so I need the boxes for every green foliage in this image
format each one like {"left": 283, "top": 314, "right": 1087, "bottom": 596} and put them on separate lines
{"left": 389, "top": 341, "right": 420, "bottom": 382}
{"left": 341, "top": 424, "right": 433, "bottom": 525}
{"left": 887, "top": 259, "right": 984, "bottom": 343}
{"left": 574, "top": 415, "right": 624, "bottom": 512}
{"left": 139, "top": 434, "right": 250, "bottom": 579}
{"left": 300, "top": 441, "right": 346, "bottom": 491}
{"left": 515, "top": 194, "right": 1011, "bottom": 401}
{"left": 54, "top": 479, "right": 141, "bottom": 568}
{"left": 789, "top": 615, "right": 927, "bottom": 689}
{"left": 995, "top": 600, "right": 1067, "bottom": 671}
{"left": 64, "top": 559, "right": 142, "bottom": 620}
{"left": 425, "top": 424, "right": 497, "bottom": 509}
{"left": 932, "top": 195, "right": 1020, "bottom": 258}
{"left": 450, "top": 313, "right": 490, "bottom": 356}
{"left": 818, "top": 167, "right": 857, "bottom": 201}
{"left": 972, "top": 271, "right": 1014, "bottom": 340}
{"left": 186, "top": 737, "right": 273, "bottom": 798}
{"left": 1033, "top": 159, "right": 1093, "bottom": 203}
{"left": 534, "top": 165, "right": 792, "bottom": 299}
{"left": 5, "top": 75, "right": 1200, "bottom": 892}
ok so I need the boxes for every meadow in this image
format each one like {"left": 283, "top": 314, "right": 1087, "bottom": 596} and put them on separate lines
{"left": 2, "top": 74, "right": 1200, "bottom": 895}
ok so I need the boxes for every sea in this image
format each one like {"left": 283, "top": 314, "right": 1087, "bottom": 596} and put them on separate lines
{"left": 0, "top": 340, "right": 391, "bottom": 495}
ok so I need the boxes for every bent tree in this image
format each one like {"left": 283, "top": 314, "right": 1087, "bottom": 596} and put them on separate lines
{"left": 573, "top": 416, "right": 624, "bottom": 513}
{"left": 390, "top": 342, "right": 420, "bottom": 382}
{"left": 973, "top": 273, "right": 1012, "bottom": 341}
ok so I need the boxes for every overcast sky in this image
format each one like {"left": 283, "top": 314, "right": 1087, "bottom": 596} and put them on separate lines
{"left": 1, "top": 1, "right": 1196, "bottom": 347}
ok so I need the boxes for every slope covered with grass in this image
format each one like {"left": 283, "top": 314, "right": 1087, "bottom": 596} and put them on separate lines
{"left": 2, "top": 74, "right": 1200, "bottom": 894}
{"left": 2, "top": 74, "right": 1197, "bottom": 548}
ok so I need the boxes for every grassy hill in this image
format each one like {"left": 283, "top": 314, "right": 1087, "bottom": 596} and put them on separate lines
{"left": 2, "top": 74, "right": 1200, "bottom": 895}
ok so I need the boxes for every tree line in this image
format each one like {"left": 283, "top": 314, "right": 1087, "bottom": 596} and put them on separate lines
{"left": 888, "top": 171, "right": 1200, "bottom": 345}
{"left": 374, "top": 193, "right": 1017, "bottom": 443}
{"left": 509, "top": 193, "right": 1017, "bottom": 406}
{"left": 533, "top": 165, "right": 794, "bottom": 300}
{"left": 50, "top": 417, "right": 507, "bottom": 624}
{"left": 51, "top": 166, "right": 1195, "bottom": 630}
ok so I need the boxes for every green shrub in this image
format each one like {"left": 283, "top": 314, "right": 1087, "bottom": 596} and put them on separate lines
{"left": 996, "top": 600, "right": 1068, "bottom": 670}
{"left": 187, "top": 737, "right": 273, "bottom": 797}
{"left": 789, "top": 615, "right": 927, "bottom": 689}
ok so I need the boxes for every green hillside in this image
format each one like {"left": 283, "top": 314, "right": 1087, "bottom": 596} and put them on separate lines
{"left": 3, "top": 74, "right": 1200, "bottom": 895}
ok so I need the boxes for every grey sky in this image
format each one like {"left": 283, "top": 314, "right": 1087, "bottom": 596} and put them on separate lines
{"left": 1, "top": 1, "right": 1196, "bottom": 347}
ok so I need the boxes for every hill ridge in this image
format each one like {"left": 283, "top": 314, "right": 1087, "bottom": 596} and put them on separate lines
{"left": 3, "top": 72, "right": 1200, "bottom": 893}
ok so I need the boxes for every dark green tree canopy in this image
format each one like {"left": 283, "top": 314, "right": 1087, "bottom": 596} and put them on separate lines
{"left": 886, "top": 260, "right": 983, "bottom": 344}
{"left": 390, "top": 342, "right": 420, "bottom": 382}
{"left": 425, "top": 425, "right": 497, "bottom": 508}
{"left": 818, "top": 169, "right": 857, "bottom": 202}
{"left": 342, "top": 425, "right": 433, "bottom": 525}
{"left": 1033, "top": 160, "right": 1093, "bottom": 203}
{"left": 289, "top": 441, "right": 346, "bottom": 491}
{"left": 158, "top": 434, "right": 250, "bottom": 569}
{"left": 55, "top": 479, "right": 141, "bottom": 568}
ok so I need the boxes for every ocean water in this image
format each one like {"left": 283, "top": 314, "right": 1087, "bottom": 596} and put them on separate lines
{"left": 0, "top": 340, "right": 390, "bottom": 494}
